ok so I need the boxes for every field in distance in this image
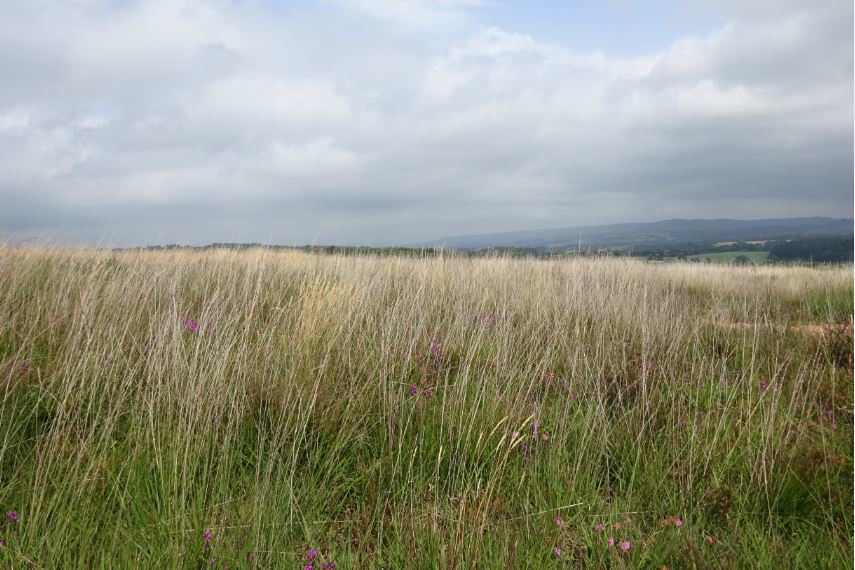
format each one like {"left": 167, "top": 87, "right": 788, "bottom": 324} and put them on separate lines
{"left": 0, "top": 245, "right": 851, "bottom": 568}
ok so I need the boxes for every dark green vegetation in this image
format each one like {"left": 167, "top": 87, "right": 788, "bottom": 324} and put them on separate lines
{"left": 130, "top": 235, "right": 853, "bottom": 265}
{"left": 687, "top": 251, "right": 771, "bottom": 264}
{"left": 769, "top": 237, "right": 855, "bottom": 264}
{"left": 0, "top": 247, "right": 852, "bottom": 568}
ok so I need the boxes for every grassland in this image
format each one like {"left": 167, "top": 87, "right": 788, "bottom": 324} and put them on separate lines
{"left": 687, "top": 251, "right": 771, "bottom": 264}
{"left": 0, "top": 245, "right": 852, "bottom": 568}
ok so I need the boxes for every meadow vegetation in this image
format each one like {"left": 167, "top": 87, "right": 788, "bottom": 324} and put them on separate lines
{"left": 0, "top": 245, "right": 852, "bottom": 568}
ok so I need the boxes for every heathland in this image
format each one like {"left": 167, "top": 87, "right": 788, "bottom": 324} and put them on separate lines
{"left": 0, "top": 246, "right": 852, "bottom": 568}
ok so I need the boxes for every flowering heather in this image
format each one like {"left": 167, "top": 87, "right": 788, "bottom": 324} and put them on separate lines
{"left": 475, "top": 314, "right": 496, "bottom": 326}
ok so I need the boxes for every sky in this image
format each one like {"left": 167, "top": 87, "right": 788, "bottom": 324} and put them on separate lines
{"left": 0, "top": 0, "right": 852, "bottom": 246}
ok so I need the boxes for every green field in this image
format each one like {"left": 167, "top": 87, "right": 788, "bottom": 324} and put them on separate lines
{"left": 0, "top": 246, "right": 851, "bottom": 568}
{"left": 688, "top": 250, "right": 771, "bottom": 264}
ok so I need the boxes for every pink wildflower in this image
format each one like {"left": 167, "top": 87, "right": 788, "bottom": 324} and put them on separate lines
{"left": 608, "top": 536, "right": 615, "bottom": 547}
{"left": 6, "top": 512, "right": 18, "bottom": 524}
{"left": 594, "top": 523, "right": 604, "bottom": 532}
{"left": 620, "top": 540, "right": 630, "bottom": 551}
{"left": 555, "top": 516, "right": 565, "bottom": 528}
{"left": 553, "top": 547, "right": 561, "bottom": 557}
{"left": 674, "top": 517, "right": 683, "bottom": 527}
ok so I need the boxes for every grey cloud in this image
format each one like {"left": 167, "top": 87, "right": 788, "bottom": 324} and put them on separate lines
{"left": 0, "top": 0, "right": 851, "bottom": 246}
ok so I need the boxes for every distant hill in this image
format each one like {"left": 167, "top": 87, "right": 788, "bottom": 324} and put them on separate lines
{"left": 427, "top": 217, "right": 854, "bottom": 250}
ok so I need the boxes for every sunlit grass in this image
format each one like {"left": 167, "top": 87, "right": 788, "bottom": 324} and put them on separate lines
{"left": 0, "top": 245, "right": 851, "bottom": 568}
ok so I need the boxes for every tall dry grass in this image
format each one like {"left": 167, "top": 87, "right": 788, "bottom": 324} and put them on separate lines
{"left": 0, "top": 245, "right": 851, "bottom": 568}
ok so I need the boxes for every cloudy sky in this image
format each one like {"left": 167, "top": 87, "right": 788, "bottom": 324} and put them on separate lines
{"left": 0, "top": 0, "right": 852, "bottom": 246}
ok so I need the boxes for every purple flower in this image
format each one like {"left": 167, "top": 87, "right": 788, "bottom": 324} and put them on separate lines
{"left": 322, "top": 563, "right": 336, "bottom": 570}
{"left": 304, "top": 565, "right": 314, "bottom": 570}
{"left": 6, "top": 512, "right": 18, "bottom": 524}
{"left": 647, "top": 359, "right": 654, "bottom": 371}
{"left": 594, "top": 523, "right": 604, "bottom": 532}
{"left": 531, "top": 420, "right": 539, "bottom": 439}
{"left": 182, "top": 318, "right": 200, "bottom": 333}
{"left": 608, "top": 536, "right": 615, "bottom": 547}
{"left": 208, "top": 556, "right": 216, "bottom": 564}
{"left": 555, "top": 516, "right": 565, "bottom": 528}
{"left": 304, "top": 549, "right": 318, "bottom": 561}
{"left": 410, "top": 384, "right": 418, "bottom": 397}
{"left": 674, "top": 517, "right": 684, "bottom": 527}
{"left": 553, "top": 547, "right": 561, "bottom": 557}
{"left": 759, "top": 379, "right": 767, "bottom": 391}
{"left": 620, "top": 540, "right": 630, "bottom": 552}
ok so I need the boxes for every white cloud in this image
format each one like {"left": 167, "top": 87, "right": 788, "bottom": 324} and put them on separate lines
{"left": 0, "top": 0, "right": 850, "bottom": 245}
{"left": 328, "top": 0, "right": 485, "bottom": 26}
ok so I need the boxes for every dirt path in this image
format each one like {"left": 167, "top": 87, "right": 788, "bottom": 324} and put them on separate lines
{"left": 704, "top": 317, "right": 853, "bottom": 337}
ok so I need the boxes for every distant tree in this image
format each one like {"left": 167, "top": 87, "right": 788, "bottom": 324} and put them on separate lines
{"left": 768, "top": 237, "right": 854, "bottom": 263}
{"left": 732, "top": 255, "right": 753, "bottom": 266}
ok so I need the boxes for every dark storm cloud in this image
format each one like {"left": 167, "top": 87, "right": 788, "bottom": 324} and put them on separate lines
{"left": 0, "top": 0, "right": 851, "bottom": 246}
